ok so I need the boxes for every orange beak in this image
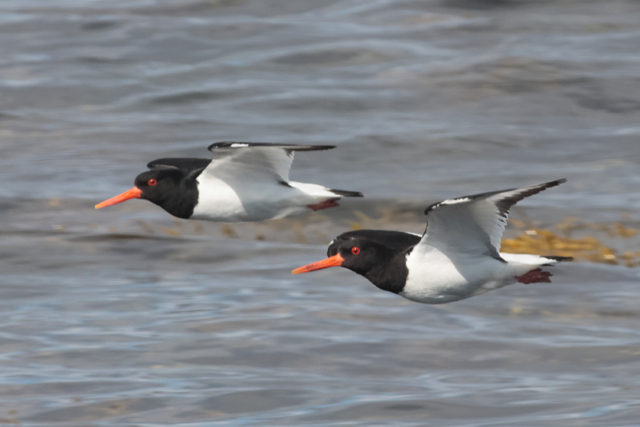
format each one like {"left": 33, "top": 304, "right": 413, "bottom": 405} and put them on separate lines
{"left": 95, "top": 187, "right": 143, "bottom": 209}
{"left": 292, "top": 253, "right": 345, "bottom": 274}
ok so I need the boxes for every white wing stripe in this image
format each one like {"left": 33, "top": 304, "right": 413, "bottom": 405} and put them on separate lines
{"left": 440, "top": 197, "right": 471, "bottom": 205}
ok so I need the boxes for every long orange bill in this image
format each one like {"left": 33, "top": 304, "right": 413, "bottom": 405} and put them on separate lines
{"left": 292, "top": 254, "right": 345, "bottom": 274}
{"left": 95, "top": 187, "right": 143, "bottom": 209}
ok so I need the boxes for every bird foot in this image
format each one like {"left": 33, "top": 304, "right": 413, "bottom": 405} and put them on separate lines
{"left": 515, "top": 268, "right": 552, "bottom": 285}
{"left": 308, "top": 199, "right": 340, "bottom": 211}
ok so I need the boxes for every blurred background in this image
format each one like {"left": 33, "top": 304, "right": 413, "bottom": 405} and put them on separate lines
{"left": 1, "top": 0, "right": 639, "bottom": 425}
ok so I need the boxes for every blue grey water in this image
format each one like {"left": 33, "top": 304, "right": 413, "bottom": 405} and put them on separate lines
{"left": 1, "top": 0, "right": 640, "bottom": 425}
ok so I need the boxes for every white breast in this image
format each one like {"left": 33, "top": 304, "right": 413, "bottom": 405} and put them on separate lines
{"left": 401, "top": 246, "right": 468, "bottom": 304}
{"left": 401, "top": 246, "right": 516, "bottom": 304}
{"left": 191, "top": 174, "right": 325, "bottom": 222}
{"left": 191, "top": 174, "right": 249, "bottom": 222}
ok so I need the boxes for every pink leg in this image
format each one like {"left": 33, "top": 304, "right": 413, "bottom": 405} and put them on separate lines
{"left": 515, "top": 268, "right": 552, "bottom": 285}
{"left": 308, "top": 199, "right": 340, "bottom": 211}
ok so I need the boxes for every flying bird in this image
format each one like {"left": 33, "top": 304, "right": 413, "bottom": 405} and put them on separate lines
{"left": 96, "top": 142, "right": 362, "bottom": 222}
{"left": 293, "top": 179, "right": 571, "bottom": 304}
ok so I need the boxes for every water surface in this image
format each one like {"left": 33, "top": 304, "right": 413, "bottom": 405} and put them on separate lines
{"left": 1, "top": 0, "right": 640, "bottom": 425}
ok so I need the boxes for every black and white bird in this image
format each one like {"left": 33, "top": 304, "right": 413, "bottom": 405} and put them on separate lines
{"left": 293, "top": 179, "right": 571, "bottom": 304}
{"left": 96, "top": 142, "right": 362, "bottom": 222}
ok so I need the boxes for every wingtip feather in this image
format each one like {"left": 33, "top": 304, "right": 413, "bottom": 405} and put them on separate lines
{"left": 543, "top": 178, "right": 567, "bottom": 188}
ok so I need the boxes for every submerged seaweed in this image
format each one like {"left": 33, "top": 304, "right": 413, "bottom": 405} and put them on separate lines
{"left": 502, "top": 219, "right": 640, "bottom": 268}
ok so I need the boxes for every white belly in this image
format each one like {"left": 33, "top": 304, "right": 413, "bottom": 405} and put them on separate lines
{"left": 191, "top": 175, "right": 334, "bottom": 222}
{"left": 400, "top": 246, "right": 518, "bottom": 304}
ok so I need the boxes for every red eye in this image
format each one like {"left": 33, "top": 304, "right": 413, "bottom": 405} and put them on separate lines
{"left": 351, "top": 247, "right": 360, "bottom": 255}
{"left": 148, "top": 179, "right": 157, "bottom": 186}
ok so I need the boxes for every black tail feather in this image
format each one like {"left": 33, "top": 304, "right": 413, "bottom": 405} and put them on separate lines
{"left": 543, "top": 255, "right": 573, "bottom": 265}
{"left": 329, "top": 189, "right": 363, "bottom": 198}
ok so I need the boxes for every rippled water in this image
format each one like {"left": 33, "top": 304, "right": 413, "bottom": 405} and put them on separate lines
{"left": 1, "top": 0, "right": 640, "bottom": 425}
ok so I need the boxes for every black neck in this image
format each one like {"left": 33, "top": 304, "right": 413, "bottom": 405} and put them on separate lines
{"left": 362, "top": 249, "right": 410, "bottom": 294}
{"left": 142, "top": 158, "right": 210, "bottom": 219}
{"left": 155, "top": 180, "right": 199, "bottom": 219}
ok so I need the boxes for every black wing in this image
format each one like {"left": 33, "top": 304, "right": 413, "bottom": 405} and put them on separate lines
{"left": 208, "top": 141, "right": 335, "bottom": 153}
{"left": 147, "top": 158, "right": 211, "bottom": 171}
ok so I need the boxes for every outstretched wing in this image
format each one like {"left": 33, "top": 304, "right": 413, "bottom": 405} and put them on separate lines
{"left": 205, "top": 141, "right": 335, "bottom": 183}
{"left": 418, "top": 179, "right": 566, "bottom": 260}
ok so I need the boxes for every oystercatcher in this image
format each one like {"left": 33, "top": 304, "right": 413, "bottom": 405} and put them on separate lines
{"left": 292, "top": 179, "right": 571, "bottom": 304}
{"left": 96, "top": 142, "right": 362, "bottom": 222}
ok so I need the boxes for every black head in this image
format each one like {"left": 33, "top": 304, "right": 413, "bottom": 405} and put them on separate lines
{"left": 132, "top": 167, "right": 195, "bottom": 218}
{"left": 324, "top": 236, "right": 386, "bottom": 275}
{"left": 95, "top": 158, "right": 209, "bottom": 219}
{"left": 293, "top": 230, "right": 414, "bottom": 294}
